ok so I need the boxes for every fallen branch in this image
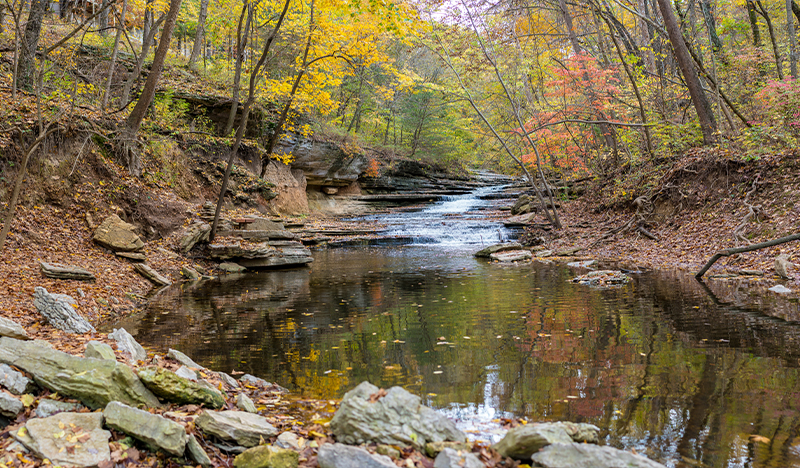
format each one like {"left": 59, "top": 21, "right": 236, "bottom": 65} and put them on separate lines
{"left": 695, "top": 233, "right": 800, "bottom": 278}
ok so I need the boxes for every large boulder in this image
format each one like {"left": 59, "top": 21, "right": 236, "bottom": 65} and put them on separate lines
{"left": 317, "top": 443, "right": 396, "bottom": 468}
{"left": 104, "top": 401, "right": 186, "bottom": 456}
{"left": 196, "top": 410, "right": 278, "bottom": 447}
{"left": 492, "top": 422, "right": 599, "bottom": 460}
{"left": 13, "top": 412, "right": 111, "bottom": 467}
{"left": 208, "top": 242, "right": 275, "bottom": 260}
{"left": 530, "top": 442, "right": 667, "bottom": 468}
{"left": 474, "top": 242, "right": 524, "bottom": 258}
{"left": 0, "top": 316, "right": 29, "bottom": 340}
{"left": 433, "top": 448, "right": 483, "bottom": 468}
{"left": 233, "top": 444, "right": 299, "bottom": 468}
{"left": 33, "top": 287, "right": 95, "bottom": 334}
{"left": 137, "top": 366, "right": 225, "bottom": 408}
{"left": 237, "top": 246, "right": 314, "bottom": 268}
{"left": 329, "top": 381, "right": 465, "bottom": 451}
{"left": 490, "top": 250, "right": 533, "bottom": 262}
{"left": 0, "top": 337, "right": 160, "bottom": 409}
{"left": 93, "top": 214, "right": 145, "bottom": 252}
{"left": 167, "top": 348, "right": 203, "bottom": 369}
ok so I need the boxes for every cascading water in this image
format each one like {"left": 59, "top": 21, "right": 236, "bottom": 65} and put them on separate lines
{"left": 362, "top": 185, "right": 513, "bottom": 246}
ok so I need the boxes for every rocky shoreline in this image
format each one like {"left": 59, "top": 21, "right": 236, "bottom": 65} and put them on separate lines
{"left": 0, "top": 314, "right": 669, "bottom": 468}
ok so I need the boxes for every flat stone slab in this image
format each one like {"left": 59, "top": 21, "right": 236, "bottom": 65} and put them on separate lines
{"left": 490, "top": 250, "right": 532, "bottom": 262}
{"left": 474, "top": 242, "right": 523, "bottom": 258}
{"left": 0, "top": 337, "right": 160, "bottom": 409}
{"left": 233, "top": 444, "right": 299, "bottom": 468}
{"left": 167, "top": 348, "right": 203, "bottom": 369}
{"left": 317, "top": 443, "right": 396, "bottom": 468}
{"left": 0, "top": 363, "right": 33, "bottom": 394}
{"left": 531, "top": 442, "right": 667, "bottom": 468}
{"left": 208, "top": 242, "right": 275, "bottom": 260}
{"left": 104, "top": 401, "right": 186, "bottom": 456}
{"left": 116, "top": 251, "right": 147, "bottom": 262}
{"left": 34, "top": 398, "right": 83, "bottom": 418}
{"left": 93, "top": 214, "right": 144, "bottom": 252}
{"left": 196, "top": 410, "right": 278, "bottom": 447}
{"left": 133, "top": 264, "right": 172, "bottom": 286}
{"left": 434, "top": 447, "right": 483, "bottom": 468}
{"left": 40, "top": 262, "right": 95, "bottom": 281}
{"left": 0, "top": 390, "right": 23, "bottom": 417}
{"left": 15, "top": 412, "right": 111, "bottom": 467}
{"left": 137, "top": 366, "right": 225, "bottom": 409}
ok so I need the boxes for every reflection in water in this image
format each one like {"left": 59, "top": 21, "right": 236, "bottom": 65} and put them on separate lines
{"left": 114, "top": 247, "right": 800, "bottom": 468}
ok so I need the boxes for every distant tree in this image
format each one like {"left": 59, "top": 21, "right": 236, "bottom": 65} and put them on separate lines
{"left": 188, "top": 0, "right": 210, "bottom": 68}
{"left": 17, "top": 0, "right": 48, "bottom": 91}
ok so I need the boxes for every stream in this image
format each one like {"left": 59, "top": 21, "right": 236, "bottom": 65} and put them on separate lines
{"left": 115, "top": 186, "right": 800, "bottom": 468}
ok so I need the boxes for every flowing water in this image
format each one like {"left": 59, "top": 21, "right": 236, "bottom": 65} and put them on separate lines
{"left": 117, "top": 187, "right": 800, "bottom": 468}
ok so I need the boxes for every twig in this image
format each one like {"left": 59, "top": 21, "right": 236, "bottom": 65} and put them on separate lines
{"left": 696, "top": 233, "right": 800, "bottom": 278}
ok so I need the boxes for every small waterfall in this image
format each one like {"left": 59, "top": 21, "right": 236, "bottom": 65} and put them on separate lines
{"left": 370, "top": 185, "right": 512, "bottom": 246}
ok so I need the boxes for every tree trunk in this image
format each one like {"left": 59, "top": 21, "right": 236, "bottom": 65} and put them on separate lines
{"left": 746, "top": 0, "right": 762, "bottom": 46}
{"left": 211, "top": 0, "right": 292, "bottom": 241}
{"left": 699, "top": 0, "right": 722, "bottom": 53}
{"left": 0, "top": 5, "right": 5, "bottom": 34}
{"left": 102, "top": 0, "right": 128, "bottom": 110}
{"left": 755, "top": 1, "right": 784, "bottom": 79}
{"left": 121, "top": 14, "right": 164, "bottom": 106}
{"left": 789, "top": 0, "right": 798, "bottom": 78}
{"left": 120, "top": 0, "right": 183, "bottom": 176}
{"left": 224, "top": 3, "right": 252, "bottom": 136}
{"left": 656, "top": 0, "right": 718, "bottom": 144}
{"left": 98, "top": 0, "right": 109, "bottom": 35}
{"left": 18, "top": 0, "right": 48, "bottom": 91}
{"left": 188, "top": 0, "right": 208, "bottom": 69}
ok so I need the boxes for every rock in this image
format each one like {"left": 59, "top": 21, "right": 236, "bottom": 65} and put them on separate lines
{"left": 434, "top": 448, "right": 483, "bottom": 468}
{"left": 93, "top": 214, "right": 145, "bottom": 252}
{"left": 329, "top": 381, "right": 465, "bottom": 450}
{"left": 572, "top": 270, "right": 630, "bottom": 287}
{"left": 233, "top": 444, "right": 299, "bottom": 468}
{"left": 186, "top": 434, "right": 213, "bottom": 467}
{"left": 775, "top": 254, "right": 795, "bottom": 280}
{"left": 425, "top": 441, "right": 472, "bottom": 458}
{"left": 167, "top": 348, "right": 203, "bottom": 369}
{"left": 181, "top": 223, "right": 212, "bottom": 253}
{"left": 317, "top": 443, "right": 396, "bottom": 468}
{"left": 490, "top": 250, "right": 532, "bottom": 262}
{"left": 0, "top": 363, "right": 34, "bottom": 394}
{"left": 275, "top": 432, "right": 301, "bottom": 450}
{"left": 0, "top": 390, "right": 23, "bottom": 417}
{"left": 492, "top": 422, "right": 600, "bottom": 460}
{"left": 137, "top": 366, "right": 225, "bottom": 409}
{"left": 237, "top": 247, "right": 313, "bottom": 268}
{"left": 0, "top": 337, "right": 160, "bottom": 409}
{"left": 530, "top": 442, "right": 667, "bottom": 468}
{"left": 556, "top": 247, "right": 583, "bottom": 256}
{"left": 250, "top": 218, "right": 285, "bottom": 231}
{"left": 740, "top": 270, "right": 764, "bottom": 276}
{"left": 84, "top": 341, "right": 116, "bottom": 361}
{"left": 218, "top": 372, "right": 240, "bottom": 389}
{"left": 0, "top": 317, "right": 29, "bottom": 340}
{"left": 175, "top": 365, "right": 198, "bottom": 381}
{"left": 104, "top": 401, "right": 186, "bottom": 456}
{"left": 196, "top": 410, "right": 278, "bottom": 447}
{"left": 236, "top": 393, "right": 258, "bottom": 413}
{"left": 769, "top": 285, "right": 793, "bottom": 294}
{"left": 116, "top": 251, "right": 147, "bottom": 262}
{"left": 376, "top": 445, "right": 400, "bottom": 459}
{"left": 239, "top": 374, "right": 288, "bottom": 393}
{"left": 39, "top": 262, "right": 95, "bottom": 281}
{"left": 33, "top": 287, "right": 95, "bottom": 334}
{"left": 567, "top": 260, "right": 596, "bottom": 268}
{"left": 34, "top": 399, "right": 83, "bottom": 418}
{"left": 109, "top": 328, "right": 147, "bottom": 363}
{"left": 511, "top": 195, "right": 532, "bottom": 215}
{"left": 537, "top": 250, "right": 554, "bottom": 257}
{"left": 323, "top": 187, "right": 338, "bottom": 195}
{"left": 14, "top": 412, "right": 111, "bottom": 467}
{"left": 220, "top": 262, "right": 248, "bottom": 273}
{"left": 181, "top": 265, "right": 201, "bottom": 280}
{"left": 474, "top": 242, "right": 524, "bottom": 258}
{"left": 157, "top": 247, "right": 180, "bottom": 258}
{"left": 503, "top": 213, "right": 537, "bottom": 227}
{"left": 133, "top": 263, "right": 172, "bottom": 286}
{"left": 209, "top": 242, "right": 275, "bottom": 260}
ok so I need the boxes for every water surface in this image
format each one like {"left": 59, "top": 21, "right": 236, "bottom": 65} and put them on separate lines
{"left": 117, "top": 189, "right": 800, "bottom": 468}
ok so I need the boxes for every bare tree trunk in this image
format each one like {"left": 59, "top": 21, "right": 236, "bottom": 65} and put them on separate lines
{"left": 224, "top": 3, "right": 252, "bottom": 136}
{"left": 18, "top": 0, "right": 48, "bottom": 91}
{"left": 789, "top": 0, "right": 798, "bottom": 78}
{"left": 98, "top": 0, "right": 109, "bottom": 35}
{"left": 210, "top": 0, "right": 292, "bottom": 241}
{"left": 102, "top": 0, "right": 127, "bottom": 110}
{"left": 188, "top": 0, "right": 208, "bottom": 69}
{"left": 754, "top": 1, "right": 784, "bottom": 79}
{"left": 119, "top": 0, "right": 183, "bottom": 176}
{"left": 746, "top": 0, "right": 762, "bottom": 46}
{"left": 120, "top": 14, "right": 164, "bottom": 106}
{"left": 699, "top": 0, "right": 722, "bottom": 53}
{"left": 656, "top": 0, "right": 718, "bottom": 144}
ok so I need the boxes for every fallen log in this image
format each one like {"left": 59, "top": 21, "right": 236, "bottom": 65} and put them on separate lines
{"left": 695, "top": 233, "right": 800, "bottom": 278}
